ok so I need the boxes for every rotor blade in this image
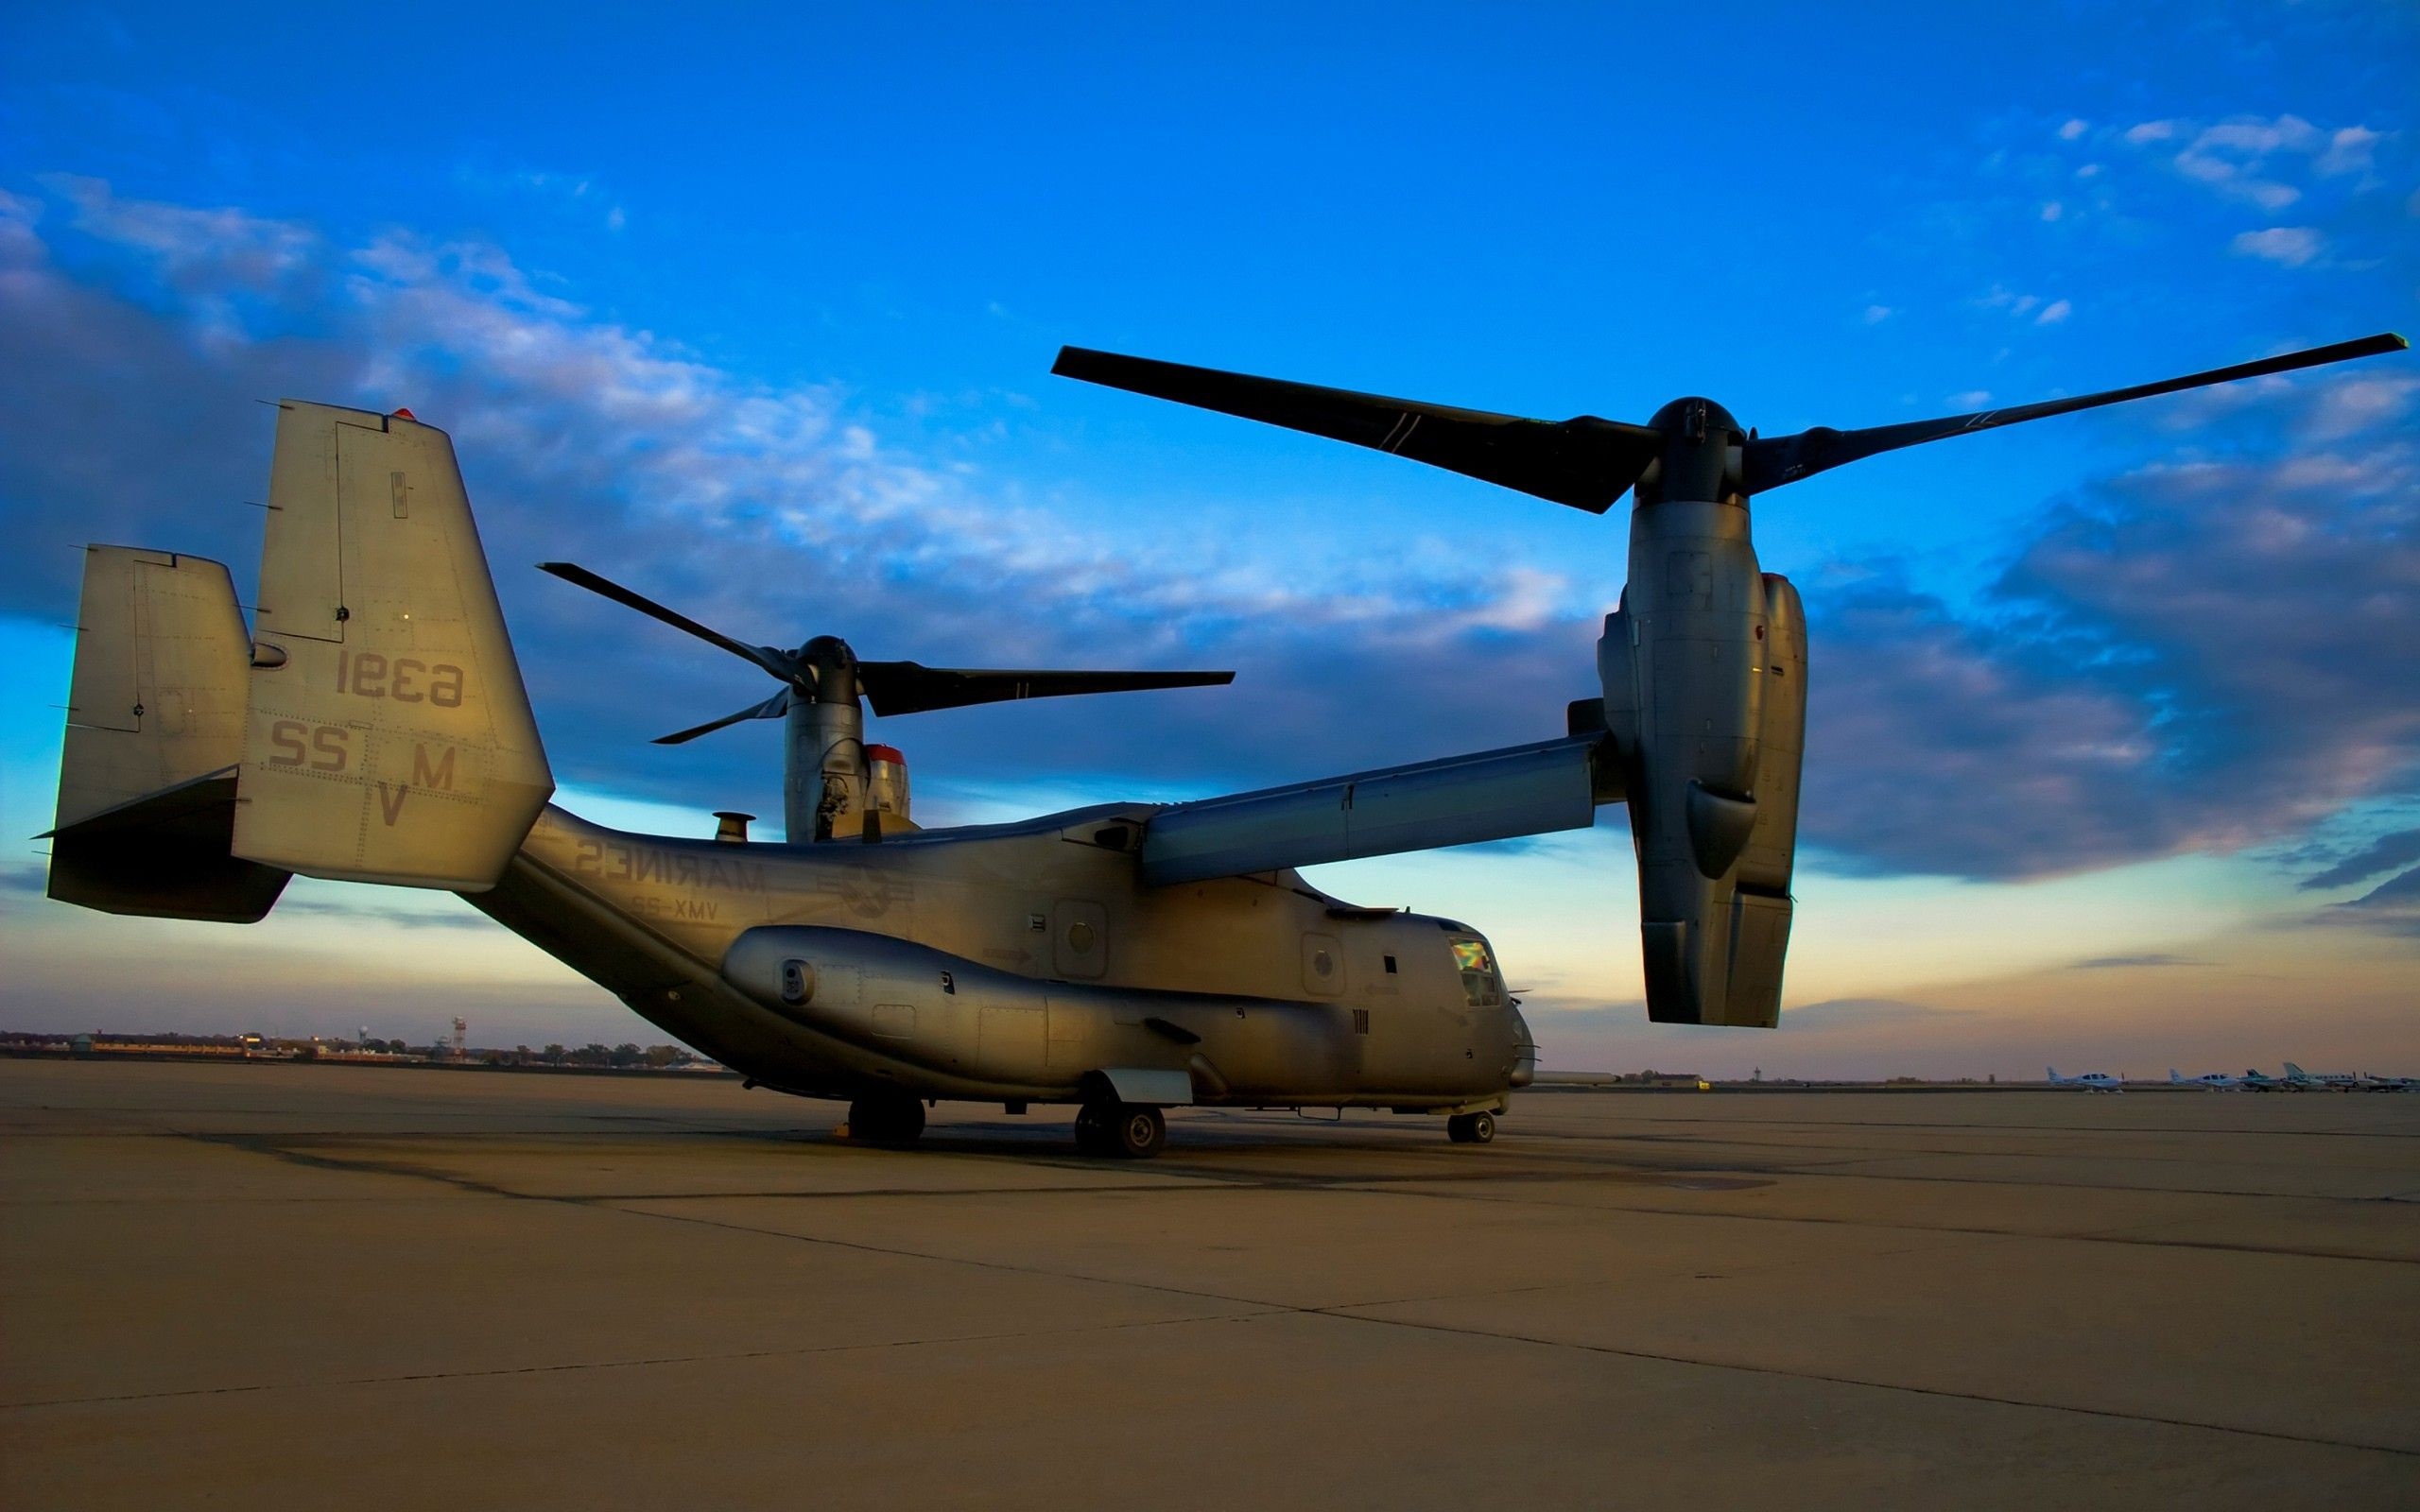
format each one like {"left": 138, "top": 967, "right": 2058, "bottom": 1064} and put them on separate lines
{"left": 857, "top": 663, "right": 1235, "bottom": 717}
{"left": 1743, "top": 332, "right": 2409, "bottom": 493}
{"left": 539, "top": 562, "right": 801, "bottom": 683}
{"left": 1053, "top": 347, "right": 1664, "bottom": 513}
{"left": 653, "top": 689, "right": 791, "bottom": 746}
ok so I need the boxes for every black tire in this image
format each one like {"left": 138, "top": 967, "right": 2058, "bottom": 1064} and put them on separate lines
{"left": 1072, "top": 1104, "right": 1108, "bottom": 1155}
{"left": 1109, "top": 1104, "right": 1167, "bottom": 1160}
{"left": 850, "top": 1094, "right": 925, "bottom": 1145}
{"left": 1447, "top": 1111, "right": 1495, "bottom": 1144}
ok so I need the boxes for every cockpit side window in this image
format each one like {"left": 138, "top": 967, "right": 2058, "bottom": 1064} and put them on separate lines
{"left": 1450, "top": 936, "right": 1503, "bottom": 1008}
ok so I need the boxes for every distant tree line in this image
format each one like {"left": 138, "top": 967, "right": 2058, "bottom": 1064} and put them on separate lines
{"left": 350, "top": 1039, "right": 693, "bottom": 1068}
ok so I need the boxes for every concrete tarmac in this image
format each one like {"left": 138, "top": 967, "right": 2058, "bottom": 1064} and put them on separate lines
{"left": 3, "top": 1060, "right": 2414, "bottom": 1510}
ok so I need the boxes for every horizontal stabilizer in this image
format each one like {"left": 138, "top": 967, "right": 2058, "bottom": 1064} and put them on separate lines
{"left": 1141, "top": 734, "right": 1609, "bottom": 886}
{"left": 46, "top": 769, "right": 290, "bottom": 922}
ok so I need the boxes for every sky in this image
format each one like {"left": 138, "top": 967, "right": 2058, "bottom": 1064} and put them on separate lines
{"left": 1, "top": 0, "right": 2415, "bottom": 1078}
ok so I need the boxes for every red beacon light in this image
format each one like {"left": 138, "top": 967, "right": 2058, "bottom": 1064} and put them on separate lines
{"left": 865, "top": 745, "right": 911, "bottom": 828}
{"left": 390, "top": 407, "right": 416, "bottom": 421}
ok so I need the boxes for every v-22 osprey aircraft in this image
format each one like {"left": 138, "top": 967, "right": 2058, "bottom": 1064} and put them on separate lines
{"left": 43, "top": 333, "right": 2406, "bottom": 1156}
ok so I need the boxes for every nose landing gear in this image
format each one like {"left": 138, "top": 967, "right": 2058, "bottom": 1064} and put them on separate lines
{"left": 1446, "top": 1110, "right": 1496, "bottom": 1144}
{"left": 1075, "top": 1102, "right": 1167, "bottom": 1159}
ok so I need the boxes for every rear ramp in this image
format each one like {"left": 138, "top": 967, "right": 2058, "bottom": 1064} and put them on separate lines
{"left": 233, "top": 403, "right": 552, "bottom": 890}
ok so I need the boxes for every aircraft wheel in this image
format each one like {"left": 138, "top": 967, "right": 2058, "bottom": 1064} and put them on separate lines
{"left": 1447, "top": 1111, "right": 1495, "bottom": 1145}
{"left": 1072, "top": 1104, "right": 1110, "bottom": 1155}
{"left": 850, "top": 1093, "right": 925, "bottom": 1145}
{"left": 1107, "top": 1104, "right": 1167, "bottom": 1160}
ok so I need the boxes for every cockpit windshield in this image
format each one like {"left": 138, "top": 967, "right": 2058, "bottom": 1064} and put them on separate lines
{"left": 1451, "top": 936, "right": 1503, "bottom": 1008}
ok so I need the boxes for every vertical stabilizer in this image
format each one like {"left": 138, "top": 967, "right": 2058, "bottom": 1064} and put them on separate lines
{"left": 56, "top": 547, "right": 252, "bottom": 829}
{"left": 233, "top": 403, "right": 552, "bottom": 890}
{"left": 46, "top": 546, "right": 290, "bottom": 921}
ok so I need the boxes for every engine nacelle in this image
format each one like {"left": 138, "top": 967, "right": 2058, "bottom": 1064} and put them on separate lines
{"left": 1599, "top": 486, "right": 1806, "bottom": 1027}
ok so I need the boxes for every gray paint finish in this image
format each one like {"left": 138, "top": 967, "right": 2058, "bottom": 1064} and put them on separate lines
{"left": 1140, "top": 733, "right": 1605, "bottom": 886}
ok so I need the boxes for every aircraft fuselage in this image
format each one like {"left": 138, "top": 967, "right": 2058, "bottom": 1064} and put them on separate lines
{"left": 465, "top": 803, "right": 1532, "bottom": 1112}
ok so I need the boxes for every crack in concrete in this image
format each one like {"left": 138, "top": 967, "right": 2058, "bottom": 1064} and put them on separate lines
{"left": 147, "top": 1129, "right": 2420, "bottom": 1266}
{"left": 19, "top": 1120, "right": 2410, "bottom": 1463}
{"left": 0, "top": 1308, "right": 1287, "bottom": 1412}
{"left": 1302, "top": 1307, "right": 2420, "bottom": 1459}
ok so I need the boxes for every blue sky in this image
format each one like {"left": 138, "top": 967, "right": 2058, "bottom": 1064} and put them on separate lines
{"left": 2, "top": 1, "right": 2415, "bottom": 1075}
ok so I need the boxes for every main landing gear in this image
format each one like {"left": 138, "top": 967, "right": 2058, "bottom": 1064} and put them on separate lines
{"left": 848, "top": 1092, "right": 926, "bottom": 1145}
{"left": 1446, "top": 1110, "right": 1496, "bottom": 1144}
{"left": 1074, "top": 1102, "right": 1167, "bottom": 1160}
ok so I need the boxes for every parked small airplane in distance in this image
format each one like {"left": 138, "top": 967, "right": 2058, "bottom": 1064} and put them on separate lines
{"left": 2238, "top": 1068, "right": 2293, "bottom": 1092}
{"left": 2285, "top": 1062, "right": 2361, "bottom": 1091}
{"left": 2169, "top": 1069, "right": 2240, "bottom": 1091}
{"left": 2359, "top": 1072, "right": 2419, "bottom": 1091}
{"left": 2048, "top": 1067, "right": 2124, "bottom": 1093}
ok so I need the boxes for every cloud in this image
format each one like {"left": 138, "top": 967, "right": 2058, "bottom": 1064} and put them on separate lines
{"left": 2057, "top": 119, "right": 2089, "bottom": 143}
{"left": 453, "top": 164, "right": 629, "bottom": 234}
{"left": 2169, "top": 115, "right": 2318, "bottom": 211}
{"left": 2299, "top": 828, "right": 2420, "bottom": 891}
{"left": 1774, "top": 997, "right": 1951, "bottom": 1030}
{"left": 2314, "top": 126, "right": 2382, "bottom": 180}
{"left": 47, "top": 173, "right": 320, "bottom": 290}
{"left": 0, "top": 178, "right": 1608, "bottom": 813}
{"left": 2355, "top": 867, "right": 2420, "bottom": 903}
{"left": 1977, "top": 284, "right": 2069, "bottom": 326}
{"left": 2302, "top": 376, "right": 2416, "bottom": 441}
{"left": 2230, "top": 226, "right": 2324, "bottom": 266}
{"left": 2068, "top": 953, "right": 2201, "bottom": 970}
{"left": 1803, "top": 382, "right": 2420, "bottom": 878}
{"left": 273, "top": 896, "right": 490, "bottom": 930}
{"left": 2326, "top": 865, "right": 2420, "bottom": 937}
{"left": 2118, "top": 113, "right": 2394, "bottom": 215}
{"left": 1862, "top": 304, "right": 1893, "bottom": 325}
{"left": 6, "top": 179, "right": 2415, "bottom": 888}
{"left": 1520, "top": 994, "right": 1955, "bottom": 1035}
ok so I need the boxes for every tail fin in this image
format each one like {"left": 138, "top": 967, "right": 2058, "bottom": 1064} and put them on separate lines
{"left": 46, "top": 547, "right": 290, "bottom": 920}
{"left": 2284, "top": 1062, "right": 2307, "bottom": 1077}
{"left": 2046, "top": 1066, "right": 2059, "bottom": 1080}
{"left": 2169, "top": 1070, "right": 2183, "bottom": 1083}
{"left": 232, "top": 403, "right": 551, "bottom": 890}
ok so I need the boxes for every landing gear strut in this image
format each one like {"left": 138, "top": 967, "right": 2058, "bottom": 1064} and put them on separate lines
{"left": 849, "top": 1092, "right": 926, "bottom": 1145}
{"left": 1446, "top": 1110, "right": 1496, "bottom": 1144}
{"left": 1074, "top": 1103, "right": 1167, "bottom": 1160}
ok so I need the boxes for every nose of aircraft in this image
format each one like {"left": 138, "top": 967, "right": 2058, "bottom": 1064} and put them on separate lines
{"left": 1508, "top": 1007, "right": 1537, "bottom": 1089}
